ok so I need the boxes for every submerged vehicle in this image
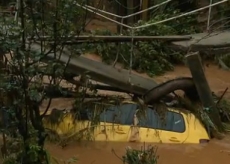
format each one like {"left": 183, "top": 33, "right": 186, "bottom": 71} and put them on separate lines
{"left": 43, "top": 101, "right": 210, "bottom": 144}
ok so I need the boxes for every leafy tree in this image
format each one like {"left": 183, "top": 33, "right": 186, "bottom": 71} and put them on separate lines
{"left": 0, "top": 0, "right": 88, "bottom": 163}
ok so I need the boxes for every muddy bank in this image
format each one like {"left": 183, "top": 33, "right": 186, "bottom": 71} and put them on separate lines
{"left": 47, "top": 136, "right": 230, "bottom": 164}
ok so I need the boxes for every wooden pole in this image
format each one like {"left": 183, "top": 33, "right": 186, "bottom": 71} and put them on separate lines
{"left": 185, "top": 52, "right": 225, "bottom": 137}
{"left": 35, "top": 35, "right": 192, "bottom": 42}
{"left": 127, "top": 0, "right": 134, "bottom": 24}
{"left": 133, "top": 0, "right": 140, "bottom": 22}
{"left": 116, "top": 0, "right": 127, "bottom": 32}
{"left": 141, "top": 0, "right": 149, "bottom": 21}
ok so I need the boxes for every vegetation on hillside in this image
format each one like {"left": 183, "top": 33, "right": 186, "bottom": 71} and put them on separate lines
{"left": 83, "top": 9, "right": 200, "bottom": 76}
{"left": 82, "top": 0, "right": 230, "bottom": 76}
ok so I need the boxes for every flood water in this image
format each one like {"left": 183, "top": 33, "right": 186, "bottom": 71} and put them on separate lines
{"left": 47, "top": 136, "right": 230, "bottom": 164}
{"left": 45, "top": 62, "right": 230, "bottom": 164}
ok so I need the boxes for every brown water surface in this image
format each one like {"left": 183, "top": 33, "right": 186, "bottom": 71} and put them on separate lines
{"left": 47, "top": 136, "right": 230, "bottom": 164}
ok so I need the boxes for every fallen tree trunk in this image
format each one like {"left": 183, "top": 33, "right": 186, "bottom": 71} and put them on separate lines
{"left": 40, "top": 81, "right": 131, "bottom": 98}
{"left": 31, "top": 43, "right": 158, "bottom": 96}
{"left": 42, "top": 85, "right": 127, "bottom": 99}
{"left": 35, "top": 35, "right": 192, "bottom": 42}
{"left": 143, "top": 77, "right": 199, "bottom": 104}
{"left": 171, "top": 31, "right": 230, "bottom": 54}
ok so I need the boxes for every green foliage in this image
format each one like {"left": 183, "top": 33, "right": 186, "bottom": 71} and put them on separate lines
{"left": 213, "top": 0, "right": 230, "bottom": 30}
{"left": 0, "top": 0, "right": 88, "bottom": 163}
{"left": 51, "top": 156, "right": 78, "bottom": 164}
{"left": 122, "top": 145, "right": 159, "bottom": 164}
{"left": 83, "top": 9, "right": 200, "bottom": 76}
{"left": 219, "top": 53, "right": 230, "bottom": 68}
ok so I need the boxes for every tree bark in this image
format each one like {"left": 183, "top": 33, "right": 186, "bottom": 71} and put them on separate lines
{"left": 185, "top": 52, "right": 225, "bottom": 137}
{"left": 144, "top": 77, "right": 199, "bottom": 103}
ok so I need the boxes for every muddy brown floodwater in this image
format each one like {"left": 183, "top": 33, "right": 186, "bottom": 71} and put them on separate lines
{"left": 46, "top": 62, "right": 230, "bottom": 164}
{"left": 47, "top": 137, "right": 230, "bottom": 164}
